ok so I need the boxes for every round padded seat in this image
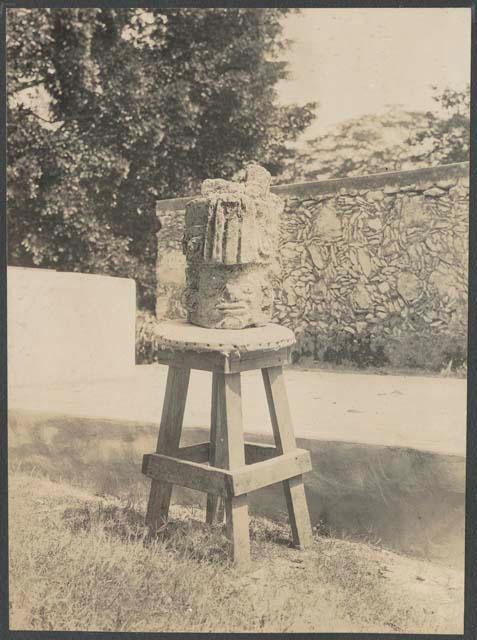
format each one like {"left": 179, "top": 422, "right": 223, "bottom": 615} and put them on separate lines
{"left": 155, "top": 319, "right": 295, "bottom": 353}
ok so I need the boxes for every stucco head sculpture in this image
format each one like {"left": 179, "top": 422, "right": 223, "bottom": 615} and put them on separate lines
{"left": 182, "top": 163, "right": 283, "bottom": 329}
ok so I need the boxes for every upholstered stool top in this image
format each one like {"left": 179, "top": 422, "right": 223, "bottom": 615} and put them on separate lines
{"left": 155, "top": 319, "right": 295, "bottom": 354}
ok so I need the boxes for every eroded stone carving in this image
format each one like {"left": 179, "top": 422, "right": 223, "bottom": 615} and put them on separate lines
{"left": 183, "top": 163, "right": 283, "bottom": 329}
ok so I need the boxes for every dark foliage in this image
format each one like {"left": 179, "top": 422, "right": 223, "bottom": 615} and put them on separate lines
{"left": 7, "top": 8, "right": 316, "bottom": 308}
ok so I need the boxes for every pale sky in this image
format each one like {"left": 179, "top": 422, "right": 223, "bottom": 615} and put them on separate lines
{"left": 277, "top": 8, "right": 471, "bottom": 139}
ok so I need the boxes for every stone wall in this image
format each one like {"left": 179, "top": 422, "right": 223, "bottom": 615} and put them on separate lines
{"left": 156, "top": 162, "right": 469, "bottom": 369}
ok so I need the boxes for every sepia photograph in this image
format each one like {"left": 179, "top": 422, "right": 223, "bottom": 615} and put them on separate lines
{"left": 4, "top": 2, "right": 473, "bottom": 635}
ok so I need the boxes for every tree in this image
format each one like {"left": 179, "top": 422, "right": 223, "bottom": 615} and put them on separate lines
{"left": 7, "top": 8, "right": 316, "bottom": 308}
{"left": 405, "top": 85, "right": 470, "bottom": 166}
{"left": 284, "top": 85, "right": 470, "bottom": 183}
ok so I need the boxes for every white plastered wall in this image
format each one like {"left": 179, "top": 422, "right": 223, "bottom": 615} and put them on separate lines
{"left": 8, "top": 267, "right": 136, "bottom": 385}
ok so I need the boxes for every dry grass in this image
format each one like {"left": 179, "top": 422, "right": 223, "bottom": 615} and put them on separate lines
{"left": 9, "top": 472, "right": 463, "bottom": 633}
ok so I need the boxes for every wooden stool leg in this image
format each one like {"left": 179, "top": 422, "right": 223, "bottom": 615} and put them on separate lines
{"left": 146, "top": 365, "right": 190, "bottom": 533}
{"left": 262, "top": 366, "right": 313, "bottom": 549}
{"left": 206, "top": 372, "right": 224, "bottom": 524}
{"left": 215, "top": 372, "right": 250, "bottom": 567}
{"left": 225, "top": 494, "right": 249, "bottom": 564}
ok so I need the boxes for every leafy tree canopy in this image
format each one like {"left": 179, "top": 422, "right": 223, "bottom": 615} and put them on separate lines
{"left": 7, "top": 8, "right": 316, "bottom": 308}
{"left": 283, "top": 85, "right": 470, "bottom": 183}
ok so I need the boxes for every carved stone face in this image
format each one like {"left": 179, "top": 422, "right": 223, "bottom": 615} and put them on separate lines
{"left": 193, "top": 264, "right": 270, "bottom": 329}
{"left": 182, "top": 163, "right": 283, "bottom": 329}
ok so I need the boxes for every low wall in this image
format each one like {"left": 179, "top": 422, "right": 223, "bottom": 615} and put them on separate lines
{"left": 156, "top": 163, "right": 469, "bottom": 368}
{"left": 8, "top": 267, "right": 136, "bottom": 385}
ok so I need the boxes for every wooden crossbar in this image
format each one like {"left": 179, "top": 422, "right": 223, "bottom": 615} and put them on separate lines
{"left": 143, "top": 453, "right": 232, "bottom": 497}
{"left": 175, "top": 441, "right": 278, "bottom": 464}
{"left": 244, "top": 442, "right": 277, "bottom": 464}
{"left": 142, "top": 448, "right": 310, "bottom": 498}
{"left": 176, "top": 442, "right": 210, "bottom": 463}
{"left": 156, "top": 347, "right": 291, "bottom": 373}
{"left": 231, "top": 450, "right": 312, "bottom": 497}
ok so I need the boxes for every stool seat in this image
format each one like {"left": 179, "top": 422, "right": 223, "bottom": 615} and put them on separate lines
{"left": 154, "top": 320, "right": 296, "bottom": 374}
{"left": 155, "top": 319, "right": 295, "bottom": 353}
{"left": 143, "top": 322, "right": 313, "bottom": 567}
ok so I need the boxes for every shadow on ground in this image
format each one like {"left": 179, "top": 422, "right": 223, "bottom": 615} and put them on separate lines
{"left": 9, "top": 409, "right": 465, "bottom": 570}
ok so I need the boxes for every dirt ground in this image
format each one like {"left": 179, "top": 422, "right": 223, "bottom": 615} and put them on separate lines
{"left": 8, "top": 473, "right": 464, "bottom": 634}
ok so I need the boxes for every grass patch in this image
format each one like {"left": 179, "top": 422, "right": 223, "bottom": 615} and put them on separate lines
{"left": 9, "top": 472, "right": 462, "bottom": 633}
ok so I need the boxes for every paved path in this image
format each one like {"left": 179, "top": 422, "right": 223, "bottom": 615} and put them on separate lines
{"left": 9, "top": 364, "right": 467, "bottom": 457}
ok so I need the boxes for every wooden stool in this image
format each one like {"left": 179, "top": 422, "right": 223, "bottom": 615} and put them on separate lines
{"left": 142, "top": 320, "right": 312, "bottom": 567}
